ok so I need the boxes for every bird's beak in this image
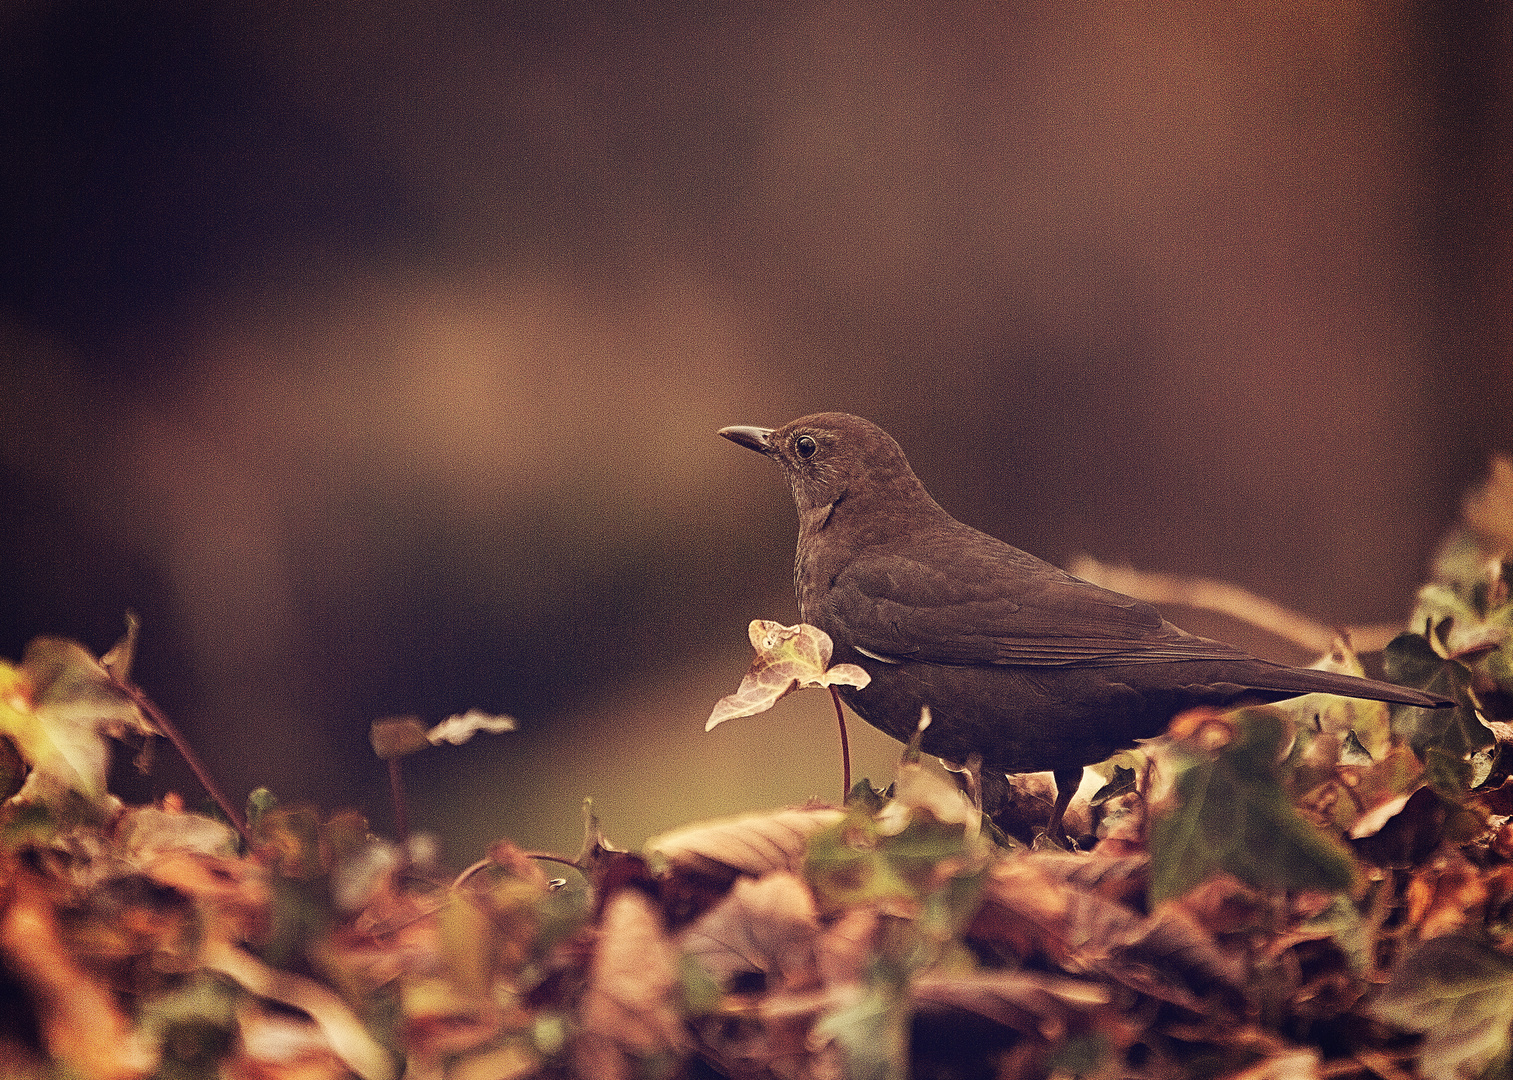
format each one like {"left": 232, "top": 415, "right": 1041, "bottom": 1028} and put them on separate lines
{"left": 718, "top": 425, "right": 775, "bottom": 455}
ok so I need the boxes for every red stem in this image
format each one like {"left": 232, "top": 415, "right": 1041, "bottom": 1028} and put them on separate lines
{"left": 389, "top": 757, "right": 409, "bottom": 844}
{"left": 829, "top": 686, "right": 851, "bottom": 800}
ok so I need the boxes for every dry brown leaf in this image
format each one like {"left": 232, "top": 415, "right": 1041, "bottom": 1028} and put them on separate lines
{"left": 205, "top": 940, "right": 396, "bottom": 1080}
{"left": 145, "top": 851, "right": 272, "bottom": 947}
{"left": 912, "top": 969, "right": 1110, "bottom": 1033}
{"left": 1029, "top": 849, "right": 1149, "bottom": 906}
{"left": 967, "top": 858, "right": 1076, "bottom": 963}
{"left": 575, "top": 888, "right": 689, "bottom": 1079}
{"left": 1405, "top": 852, "right": 1489, "bottom": 940}
{"left": 224, "top": 997, "right": 350, "bottom": 1080}
{"left": 646, "top": 805, "right": 845, "bottom": 882}
{"left": 809, "top": 908, "right": 878, "bottom": 996}
{"left": 678, "top": 871, "right": 821, "bottom": 990}
{"left": 446, "top": 1041, "right": 540, "bottom": 1080}
{"left": 1121, "top": 901, "right": 1250, "bottom": 995}
{"left": 400, "top": 976, "right": 504, "bottom": 1060}
{"left": 682, "top": 876, "right": 838, "bottom": 1080}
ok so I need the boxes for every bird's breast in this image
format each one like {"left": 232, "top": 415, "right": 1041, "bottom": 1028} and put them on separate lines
{"left": 793, "top": 541, "right": 830, "bottom": 616}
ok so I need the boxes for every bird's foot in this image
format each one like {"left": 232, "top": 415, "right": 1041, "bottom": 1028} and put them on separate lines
{"left": 1031, "top": 826, "right": 1080, "bottom": 852}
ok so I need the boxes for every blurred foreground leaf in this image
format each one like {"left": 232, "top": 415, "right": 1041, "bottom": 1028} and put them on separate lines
{"left": 1375, "top": 932, "right": 1513, "bottom": 1080}
{"left": 1148, "top": 708, "right": 1360, "bottom": 904}
{"left": 0, "top": 631, "right": 154, "bottom": 822}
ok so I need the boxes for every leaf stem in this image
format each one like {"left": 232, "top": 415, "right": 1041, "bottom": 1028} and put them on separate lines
{"left": 388, "top": 758, "right": 409, "bottom": 844}
{"left": 122, "top": 684, "right": 249, "bottom": 845}
{"left": 830, "top": 686, "right": 851, "bottom": 798}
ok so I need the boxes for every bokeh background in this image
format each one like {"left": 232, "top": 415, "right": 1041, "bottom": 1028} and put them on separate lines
{"left": 3, "top": 1, "right": 1508, "bottom": 860}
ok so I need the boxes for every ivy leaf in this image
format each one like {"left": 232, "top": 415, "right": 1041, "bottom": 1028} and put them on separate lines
{"left": 806, "top": 760, "right": 985, "bottom": 927}
{"left": 1, "top": 636, "right": 154, "bottom": 808}
{"left": 1374, "top": 932, "right": 1513, "bottom": 1080}
{"left": 1282, "top": 636, "right": 1392, "bottom": 762}
{"left": 706, "top": 621, "right": 871, "bottom": 731}
{"left": 1387, "top": 630, "right": 1455, "bottom": 687}
{"left": 1414, "top": 583, "right": 1507, "bottom": 659}
{"left": 1148, "top": 708, "right": 1360, "bottom": 905}
{"left": 1384, "top": 633, "right": 1495, "bottom": 792}
{"left": 805, "top": 813, "right": 918, "bottom": 912}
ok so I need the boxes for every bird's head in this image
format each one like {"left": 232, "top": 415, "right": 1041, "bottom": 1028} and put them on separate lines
{"left": 718, "top": 412, "right": 934, "bottom": 522}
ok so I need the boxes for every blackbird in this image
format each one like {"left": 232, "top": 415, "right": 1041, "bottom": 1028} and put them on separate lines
{"left": 719, "top": 411, "right": 1454, "bottom": 839}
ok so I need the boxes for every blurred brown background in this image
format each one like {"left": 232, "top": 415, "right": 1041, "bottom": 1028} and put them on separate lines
{"left": 2, "top": 1, "right": 1508, "bottom": 859}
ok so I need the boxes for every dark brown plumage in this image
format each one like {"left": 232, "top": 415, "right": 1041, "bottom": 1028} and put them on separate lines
{"left": 719, "top": 411, "right": 1453, "bottom": 839}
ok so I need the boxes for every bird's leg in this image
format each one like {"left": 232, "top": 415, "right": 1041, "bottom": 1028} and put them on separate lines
{"left": 1044, "top": 766, "right": 1083, "bottom": 848}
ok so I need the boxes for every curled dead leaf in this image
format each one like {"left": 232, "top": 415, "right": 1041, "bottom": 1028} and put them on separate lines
{"left": 912, "top": 969, "right": 1110, "bottom": 1034}
{"left": 677, "top": 871, "right": 821, "bottom": 991}
{"left": 646, "top": 805, "right": 845, "bottom": 882}
{"left": 575, "top": 889, "right": 689, "bottom": 1079}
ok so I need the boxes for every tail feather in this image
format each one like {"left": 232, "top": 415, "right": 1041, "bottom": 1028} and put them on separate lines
{"left": 1244, "top": 663, "right": 1453, "bottom": 709}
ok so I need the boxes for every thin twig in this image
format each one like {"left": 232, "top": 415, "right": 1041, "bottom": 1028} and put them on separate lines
{"left": 388, "top": 758, "right": 409, "bottom": 845}
{"left": 121, "top": 685, "right": 250, "bottom": 845}
{"left": 829, "top": 686, "right": 851, "bottom": 799}
{"left": 1066, "top": 554, "right": 1403, "bottom": 654}
{"left": 452, "top": 851, "right": 582, "bottom": 894}
{"left": 523, "top": 851, "right": 583, "bottom": 869}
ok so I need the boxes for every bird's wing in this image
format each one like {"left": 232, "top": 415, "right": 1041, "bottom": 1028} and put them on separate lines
{"left": 826, "top": 541, "right": 1255, "bottom": 667}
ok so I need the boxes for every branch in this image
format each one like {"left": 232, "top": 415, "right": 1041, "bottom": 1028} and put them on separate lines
{"left": 1065, "top": 555, "right": 1402, "bottom": 654}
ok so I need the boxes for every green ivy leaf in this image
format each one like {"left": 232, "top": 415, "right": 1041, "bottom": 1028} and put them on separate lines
{"left": 806, "top": 782, "right": 983, "bottom": 925}
{"left": 805, "top": 812, "right": 917, "bottom": 911}
{"left": 812, "top": 958, "right": 911, "bottom": 1080}
{"left": 845, "top": 778, "right": 889, "bottom": 814}
{"left": 1148, "top": 708, "right": 1360, "bottom": 905}
{"left": 1385, "top": 631, "right": 1450, "bottom": 687}
{"left": 1384, "top": 633, "right": 1494, "bottom": 787}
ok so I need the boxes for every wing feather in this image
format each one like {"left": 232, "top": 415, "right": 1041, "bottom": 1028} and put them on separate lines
{"left": 824, "top": 539, "right": 1253, "bottom": 668}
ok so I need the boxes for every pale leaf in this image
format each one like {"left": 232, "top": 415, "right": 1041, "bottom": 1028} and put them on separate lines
{"left": 677, "top": 872, "right": 821, "bottom": 989}
{"left": 427, "top": 708, "right": 517, "bottom": 745}
{"left": 576, "top": 889, "right": 688, "bottom": 1076}
{"left": 646, "top": 805, "right": 844, "bottom": 880}
{"left": 707, "top": 621, "right": 870, "bottom": 731}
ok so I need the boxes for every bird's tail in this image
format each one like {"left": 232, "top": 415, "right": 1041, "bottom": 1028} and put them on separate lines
{"left": 1241, "top": 663, "right": 1454, "bottom": 710}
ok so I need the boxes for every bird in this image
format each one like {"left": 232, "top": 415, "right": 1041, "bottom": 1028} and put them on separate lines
{"left": 718, "top": 411, "right": 1455, "bottom": 841}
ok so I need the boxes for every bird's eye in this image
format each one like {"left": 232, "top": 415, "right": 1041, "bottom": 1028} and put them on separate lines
{"left": 794, "top": 435, "right": 818, "bottom": 459}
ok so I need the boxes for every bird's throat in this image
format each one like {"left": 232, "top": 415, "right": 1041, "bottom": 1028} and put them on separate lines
{"left": 799, "top": 497, "right": 842, "bottom": 534}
